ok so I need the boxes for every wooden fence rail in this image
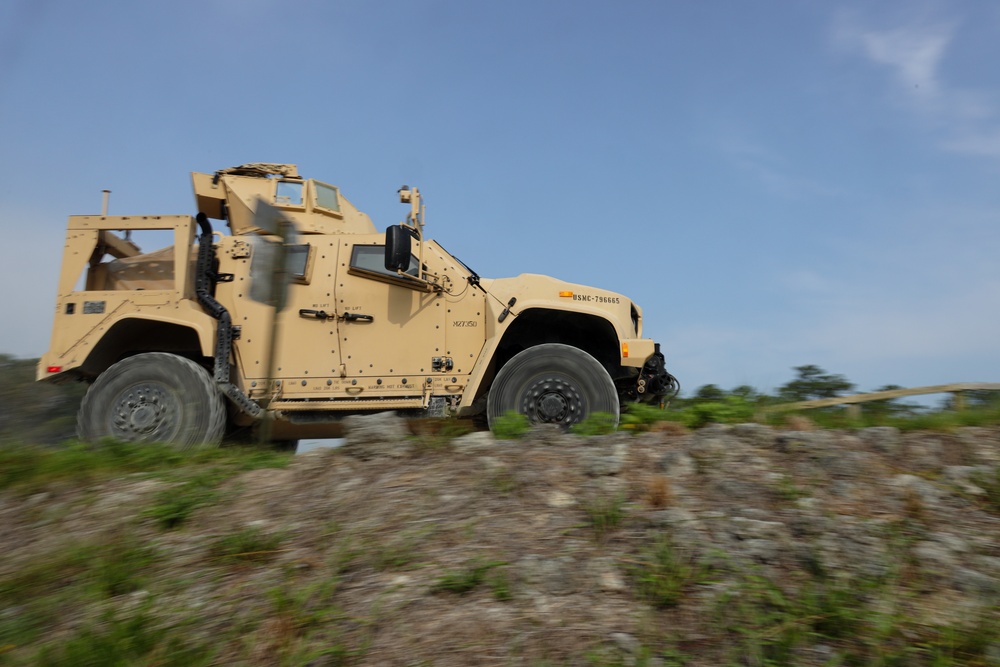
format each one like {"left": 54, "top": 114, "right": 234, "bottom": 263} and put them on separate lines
{"left": 759, "top": 382, "right": 1000, "bottom": 416}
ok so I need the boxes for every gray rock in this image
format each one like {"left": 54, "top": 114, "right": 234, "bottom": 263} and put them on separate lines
{"left": 775, "top": 430, "right": 836, "bottom": 454}
{"left": 930, "top": 532, "right": 971, "bottom": 555}
{"left": 957, "top": 427, "right": 1000, "bottom": 465}
{"left": 858, "top": 427, "right": 901, "bottom": 456}
{"left": 451, "top": 431, "right": 497, "bottom": 451}
{"left": 731, "top": 423, "right": 778, "bottom": 449}
{"left": 953, "top": 567, "right": 1000, "bottom": 598}
{"left": 941, "top": 466, "right": 989, "bottom": 496}
{"left": 974, "top": 555, "right": 1000, "bottom": 577}
{"left": 891, "top": 474, "right": 944, "bottom": 510}
{"left": 687, "top": 425, "right": 738, "bottom": 465}
{"left": 647, "top": 507, "right": 699, "bottom": 528}
{"left": 527, "top": 423, "right": 567, "bottom": 445}
{"left": 901, "top": 432, "right": 947, "bottom": 471}
{"left": 914, "top": 540, "right": 958, "bottom": 569}
{"left": 658, "top": 449, "right": 695, "bottom": 476}
{"left": 729, "top": 516, "right": 787, "bottom": 541}
{"left": 589, "top": 557, "right": 627, "bottom": 592}
{"left": 341, "top": 411, "right": 412, "bottom": 459}
{"left": 518, "top": 555, "right": 578, "bottom": 595}
{"left": 741, "top": 538, "right": 782, "bottom": 564}
{"left": 610, "top": 632, "right": 639, "bottom": 654}
{"left": 711, "top": 477, "right": 770, "bottom": 502}
{"left": 581, "top": 442, "right": 628, "bottom": 476}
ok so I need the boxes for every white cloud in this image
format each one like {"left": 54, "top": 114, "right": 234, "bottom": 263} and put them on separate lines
{"left": 859, "top": 24, "right": 953, "bottom": 99}
{"left": 834, "top": 11, "right": 1000, "bottom": 158}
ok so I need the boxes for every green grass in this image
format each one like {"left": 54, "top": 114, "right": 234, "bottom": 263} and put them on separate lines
{"left": 620, "top": 402, "right": 671, "bottom": 431}
{"left": 764, "top": 402, "right": 1000, "bottom": 432}
{"left": 583, "top": 494, "right": 626, "bottom": 539}
{"left": 705, "top": 564, "right": 1000, "bottom": 667}
{"left": 208, "top": 525, "right": 286, "bottom": 563}
{"left": 144, "top": 471, "right": 223, "bottom": 530}
{"left": 90, "top": 535, "right": 158, "bottom": 597}
{"left": 571, "top": 412, "right": 618, "bottom": 436}
{"left": 0, "top": 439, "right": 292, "bottom": 494}
{"left": 492, "top": 411, "right": 531, "bottom": 440}
{"left": 0, "top": 439, "right": 183, "bottom": 491}
{"left": 33, "top": 603, "right": 214, "bottom": 667}
{"left": 368, "top": 525, "right": 436, "bottom": 571}
{"left": 433, "top": 559, "right": 507, "bottom": 595}
{"left": 631, "top": 534, "right": 705, "bottom": 608}
{"left": 0, "top": 534, "right": 162, "bottom": 663}
{"left": 135, "top": 447, "right": 292, "bottom": 530}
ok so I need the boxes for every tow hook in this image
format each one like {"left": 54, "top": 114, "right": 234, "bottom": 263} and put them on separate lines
{"left": 636, "top": 344, "right": 678, "bottom": 403}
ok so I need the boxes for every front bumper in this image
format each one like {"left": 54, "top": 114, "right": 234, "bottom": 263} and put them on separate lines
{"left": 629, "top": 343, "right": 678, "bottom": 404}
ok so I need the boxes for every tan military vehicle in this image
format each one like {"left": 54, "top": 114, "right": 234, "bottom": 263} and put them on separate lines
{"left": 38, "top": 164, "right": 677, "bottom": 446}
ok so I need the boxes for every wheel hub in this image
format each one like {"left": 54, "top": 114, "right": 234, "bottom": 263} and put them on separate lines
{"left": 521, "top": 377, "right": 583, "bottom": 425}
{"left": 112, "top": 383, "right": 173, "bottom": 439}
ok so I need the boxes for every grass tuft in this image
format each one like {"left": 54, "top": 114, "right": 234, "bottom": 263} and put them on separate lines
{"left": 571, "top": 412, "right": 618, "bottom": 436}
{"left": 583, "top": 494, "right": 626, "bottom": 539}
{"left": 208, "top": 525, "right": 286, "bottom": 563}
{"left": 631, "top": 534, "right": 704, "bottom": 608}
{"left": 492, "top": 412, "right": 531, "bottom": 440}
{"left": 433, "top": 560, "right": 507, "bottom": 595}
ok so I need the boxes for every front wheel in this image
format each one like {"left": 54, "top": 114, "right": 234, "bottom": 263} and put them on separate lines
{"left": 77, "top": 353, "right": 225, "bottom": 449}
{"left": 487, "top": 344, "right": 620, "bottom": 431}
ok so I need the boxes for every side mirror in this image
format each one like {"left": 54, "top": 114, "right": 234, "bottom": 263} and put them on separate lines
{"left": 384, "top": 225, "right": 412, "bottom": 273}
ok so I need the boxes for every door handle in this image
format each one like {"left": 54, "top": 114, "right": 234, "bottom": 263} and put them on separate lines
{"left": 342, "top": 313, "right": 374, "bottom": 322}
{"left": 299, "top": 309, "right": 332, "bottom": 320}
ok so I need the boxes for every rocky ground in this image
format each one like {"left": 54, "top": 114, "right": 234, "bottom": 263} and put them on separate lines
{"left": 2, "top": 416, "right": 1000, "bottom": 666}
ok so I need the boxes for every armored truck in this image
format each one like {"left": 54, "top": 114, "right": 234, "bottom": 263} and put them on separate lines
{"left": 38, "top": 164, "right": 676, "bottom": 446}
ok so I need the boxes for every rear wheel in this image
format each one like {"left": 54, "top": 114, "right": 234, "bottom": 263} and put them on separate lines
{"left": 487, "top": 343, "right": 619, "bottom": 431}
{"left": 77, "top": 353, "right": 225, "bottom": 449}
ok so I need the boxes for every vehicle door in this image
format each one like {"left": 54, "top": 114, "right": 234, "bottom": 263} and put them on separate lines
{"left": 334, "top": 235, "right": 446, "bottom": 394}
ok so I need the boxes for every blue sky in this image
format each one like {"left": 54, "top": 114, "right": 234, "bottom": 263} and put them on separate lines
{"left": 1, "top": 0, "right": 998, "bottom": 397}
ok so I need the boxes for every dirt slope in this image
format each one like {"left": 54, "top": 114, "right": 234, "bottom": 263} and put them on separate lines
{"left": 2, "top": 419, "right": 1000, "bottom": 666}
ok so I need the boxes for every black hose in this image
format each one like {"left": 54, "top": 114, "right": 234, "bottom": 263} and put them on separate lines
{"left": 194, "top": 214, "right": 261, "bottom": 418}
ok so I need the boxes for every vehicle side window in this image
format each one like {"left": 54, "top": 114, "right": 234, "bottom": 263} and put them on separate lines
{"left": 349, "top": 245, "right": 419, "bottom": 280}
{"left": 314, "top": 182, "right": 341, "bottom": 212}
{"left": 286, "top": 244, "right": 311, "bottom": 283}
{"left": 275, "top": 181, "right": 304, "bottom": 206}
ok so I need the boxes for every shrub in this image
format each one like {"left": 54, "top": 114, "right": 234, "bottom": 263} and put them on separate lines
{"left": 433, "top": 560, "right": 507, "bottom": 595}
{"left": 571, "top": 412, "right": 618, "bottom": 436}
{"left": 583, "top": 494, "right": 626, "bottom": 539}
{"left": 677, "top": 395, "right": 756, "bottom": 429}
{"left": 144, "top": 472, "right": 222, "bottom": 530}
{"left": 632, "top": 534, "right": 701, "bottom": 608}
{"left": 208, "top": 525, "right": 285, "bottom": 563}
{"left": 620, "top": 402, "right": 669, "bottom": 431}
{"left": 491, "top": 411, "right": 531, "bottom": 440}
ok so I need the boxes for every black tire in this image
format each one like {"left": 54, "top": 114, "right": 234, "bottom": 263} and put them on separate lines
{"left": 487, "top": 343, "right": 620, "bottom": 431}
{"left": 77, "top": 353, "right": 225, "bottom": 448}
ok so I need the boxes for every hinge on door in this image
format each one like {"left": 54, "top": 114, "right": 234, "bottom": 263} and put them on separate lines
{"left": 230, "top": 240, "right": 251, "bottom": 258}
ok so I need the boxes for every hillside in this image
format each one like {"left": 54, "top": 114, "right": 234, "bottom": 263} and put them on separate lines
{"left": 2, "top": 415, "right": 1000, "bottom": 666}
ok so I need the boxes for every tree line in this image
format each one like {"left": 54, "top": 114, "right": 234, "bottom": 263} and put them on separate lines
{"left": 674, "top": 364, "right": 1000, "bottom": 420}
